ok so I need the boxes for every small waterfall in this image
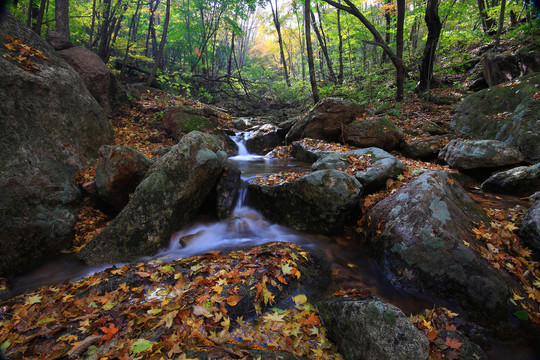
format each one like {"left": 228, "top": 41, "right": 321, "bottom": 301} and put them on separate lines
{"left": 229, "top": 131, "right": 264, "bottom": 161}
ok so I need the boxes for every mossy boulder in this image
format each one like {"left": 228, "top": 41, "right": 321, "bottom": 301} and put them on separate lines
{"left": 77, "top": 132, "right": 227, "bottom": 264}
{"left": 248, "top": 170, "right": 362, "bottom": 234}
{"left": 366, "top": 171, "right": 517, "bottom": 331}
{"left": 344, "top": 116, "right": 404, "bottom": 151}
{"left": 161, "top": 105, "right": 237, "bottom": 155}
{"left": 317, "top": 296, "right": 429, "bottom": 360}
{"left": 0, "top": 13, "right": 113, "bottom": 276}
{"left": 450, "top": 72, "right": 540, "bottom": 162}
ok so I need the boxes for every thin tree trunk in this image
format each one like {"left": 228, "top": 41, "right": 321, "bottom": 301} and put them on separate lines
{"left": 337, "top": 3, "right": 344, "bottom": 83}
{"left": 417, "top": 0, "right": 442, "bottom": 94}
{"left": 381, "top": 0, "right": 392, "bottom": 64}
{"left": 305, "top": 0, "right": 319, "bottom": 103}
{"left": 396, "top": 0, "right": 405, "bottom": 101}
{"left": 227, "top": 31, "right": 235, "bottom": 78}
{"left": 310, "top": 10, "right": 337, "bottom": 83}
{"left": 270, "top": 0, "right": 291, "bottom": 86}
{"left": 32, "top": 0, "right": 47, "bottom": 34}
{"left": 147, "top": 0, "right": 170, "bottom": 86}
{"left": 494, "top": 0, "right": 506, "bottom": 47}
{"left": 88, "top": 0, "right": 97, "bottom": 48}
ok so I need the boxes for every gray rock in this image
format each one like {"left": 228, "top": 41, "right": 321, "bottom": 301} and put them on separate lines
{"left": 439, "top": 139, "right": 523, "bottom": 170}
{"left": 285, "top": 98, "right": 364, "bottom": 143}
{"left": 59, "top": 46, "right": 128, "bottom": 116}
{"left": 312, "top": 153, "right": 348, "bottom": 171}
{"left": 317, "top": 296, "right": 429, "bottom": 360}
{"left": 482, "top": 51, "right": 540, "bottom": 87}
{"left": 45, "top": 30, "right": 73, "bottom": 50}
{"left": 290, "top": 141, "right": 335, "bottom": 163}
{"left": 520, "top": 201, "right": 540, "bottom": 255}
{"left": 450, "top": 72, "right": 540, "bottom": 162}
{"left": 344, "top": 116, "right": 404, "bottom": 150}
{"left": 349, "top": 147, "right": 405, "bottom": 193}
{"left": 366, "top": 171, "right": 515, "bottom": 327}
{"left": 244, "top": 124, "right": 284, "bottom": 154}
{"left": 161, "top": 106, "right": 238, "bottom": 156}
{"left": 531, "top": 191, "right": 540, "bottom": 203}
{"left": 216, "top": 164, "right": 241, "bottom": 219}
{"left": 248, "top": 170, "right": 362, "bottom": 234}
{"left": 481, "top": 163, "right": 540, "bottom": 197}
{"left": 0, "top": 13, "right": 113, "bottom": 276}
{"left": 95, "top": 145, "right": 153, "bottom": 212}
{"left": 400, "top": 136, "right": 449, "bottom": 161}
{"left": 77, "top": 132, "right": 227, "bottom": 264}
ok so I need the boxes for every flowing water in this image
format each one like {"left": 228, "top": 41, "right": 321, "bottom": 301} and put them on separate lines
{"left": 5, "top": 131, "right": 538, "bottom": 359}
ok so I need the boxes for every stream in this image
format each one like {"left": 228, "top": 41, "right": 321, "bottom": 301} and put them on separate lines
{"left": 6, "top": 131, "right": 539, "bottom": 359}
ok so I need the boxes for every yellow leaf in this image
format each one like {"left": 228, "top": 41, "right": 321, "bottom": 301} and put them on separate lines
{"left": 512, "top": 290, "right": 525, "bottom": 301}
{"left": 263, "top": 311, "right": 286, "bottom": 323}
{"left": 293, "top": 294, "right": 307, "bottom": 307}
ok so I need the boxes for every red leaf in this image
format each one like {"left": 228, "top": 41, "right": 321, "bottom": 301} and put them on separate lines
{"left": 445, "top": 337, "right": 463, "bottom": 350}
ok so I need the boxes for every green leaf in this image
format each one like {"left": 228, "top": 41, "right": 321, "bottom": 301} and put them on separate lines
{"left": 513, "top": 310, "right": 529, "bottom": 321}
{"left": 0, "top": 339, "right": 11, "bottom": 351}
{"left": 131, "top": 339, "right": 153, "bottom": 354}
{"left": 281, "top": 263, "right": 293, "bottom": 275}
{"left": 25, "top": 294, "right": 42, "bottom": 305}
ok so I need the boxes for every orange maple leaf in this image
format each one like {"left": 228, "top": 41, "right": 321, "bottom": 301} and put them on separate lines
{"left": 100, "top": 323, "right": 119, "bottom": 341}
{"left": 445, "top": 337, "right": 463, "bottom": 349}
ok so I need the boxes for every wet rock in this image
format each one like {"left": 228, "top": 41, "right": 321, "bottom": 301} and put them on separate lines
{"left": 248, "top": 170, "right": 362, "bottom": 234}
{"left": 95, "top": 145, "right": 153, "bottom": 212}
{"left": 0, "top": 13, "right": 113, "bottom": 277}
{"left": 58, "top": 46, "right": 128, "bottom": 116}
{"left": 344, "top": 116, "right": 404, "bottom": 151}
{"left": 438, "top": 330, "right": 488, "bottom": 360}
{"left": 400, "top": 136, "right": 449, "bottom": 161}
{"left": 161, "top": 106, "right": 238, "bottom": 156}
{"left": 520, "top": 201, "right": 540, "bottom": 256}
{"left": 482, "top": 51, "right": 540, "bottom": 87}
{"left": 450, "top": 72, "right": 540, "bottom": 162}
{"left": 481, "top": 163, "right": 540, "bottom": 197}
{"left": 77, "top": 132, "right": 227, "bottom": 264}
{"left": 349, "top": 147, "right": 405, "bottom": 193}
{"left": 439, "top": 139, "right": 523, "bottom": 171}
{"left": 317, "top": 296, "right": 429, "bottom": 360}
{"left": 244, "top": 124, "right": 285, "bottom": 154}
{"left": 216, "top": 164, "right": 241, "bottom": 219}
{"left": 290, "top": 141, "right": 334, "bottom": 163}
{"left": 285, "top": 98, "right": 364, "bottom": 143}
{"left": 366, "top": 171, "right": 516, "bottom": 328}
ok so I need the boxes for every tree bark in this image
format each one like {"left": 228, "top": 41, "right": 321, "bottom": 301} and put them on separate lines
{"left": 270, "top": 0, "right": 291, "bottom": 87}
{"left": 395, "top": 0, "right": 405, "bottom": 101}
{"left": 305, "top": 0, "right": 319, "bottom": 103}
{"left": 147, "top": 0, "right": 170, "bottom": 86}
{"left": 494, "top": 0, "right": 506, "bottom": 48}
{"left": 416, "top": 0, "right": 442, "bottom": 93}
{"left": 337, "top": 3, "right": 344, "bottom": 83}
{"left": 310, "top": 10, "right": 337, "bottom": 83}
{"left": 55, "top": 0, "right": 71, "bottom": 41}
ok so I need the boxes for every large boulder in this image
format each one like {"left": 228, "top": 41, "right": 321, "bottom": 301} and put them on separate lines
{"left": 317, "top": 296, "right": 429, "bottom": 360}
{"left": 344, "top": 116, "right": 404, "bottom": 151}
{"left": 285, "top": 98, "right": 364, "bottom": 143}
{"left": 0, "top": 13, "right": 113, "bottom": 276}
{"left": 58, "top": 46, "right": 128, "bottom": 116}
{"left": 482, "top": 51, "right": 540, "bottom": 87}
{"left": 450, "top": 72, "right": 540, "bottom": 162}
{"left": 438, "top": 139, "right": 523, "bottom": 171}
{"left": 481, "top": 163, "right": 540, "bottom": 197}
{"left": 366, "top": 171, "right": 516, "bottom": 327}
{"left": 77, "top": 132, "right": 227, "bottom": 264}
{"left": 95, "top": 145, "right": 153, "bottom": 212}
{"left": 161, "top": 106, "right": 238, "bottom": 155}
{"left": 520, "top": 201, "right": 540, "bottom": 256}
{"left": 248, "top": 170, "right": 362, "bottom": 234}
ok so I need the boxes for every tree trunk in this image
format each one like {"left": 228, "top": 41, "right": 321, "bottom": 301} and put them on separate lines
{"left": 55, "top": 0, "right": 71, "bottom": 41}
{"left": 494, "top": 0, "right": 506, "bottom": 48}
{"left": 270, "top": 0, "right": 291, "bottom": 87}
{"left": 305, "top": 0, "right": 319, "bottom": 103}
{"left": 381, "top": 0, "right": 392, "bottom": 64}
{"left": 310, "top": 10, "right": 337, "bottom": 83}
{"left": 337, "top": 4, "right": 344, "bottom": 84}
{"left": 395, "top": 0, "right": 405, "bottom": 101}
{"left": 88, "top": 0, "right": 97, "bottom": 48}
{"left": 147, "top": 0, "right": 170, "bottom": 86}
{"left": 416, "top": 0, "right": 442, "bottom": 93}
{"left": 31, "top": 0, "right": 47, "bottom": 34}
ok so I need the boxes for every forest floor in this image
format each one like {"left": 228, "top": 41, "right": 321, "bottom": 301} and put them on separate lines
{"left": 13, "top": 88, "right": 537, "bottom": 359}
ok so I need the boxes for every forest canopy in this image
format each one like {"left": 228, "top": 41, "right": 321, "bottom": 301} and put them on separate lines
{"left": 6, "top": 0, "right": 540, "bottom": 104}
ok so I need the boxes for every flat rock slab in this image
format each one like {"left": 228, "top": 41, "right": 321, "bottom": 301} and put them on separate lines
{"left": 439, "top": 139, "right": 523, "bottom": 171}
{"left": 482, "top": 163, "right": 540, "bottom": 197}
